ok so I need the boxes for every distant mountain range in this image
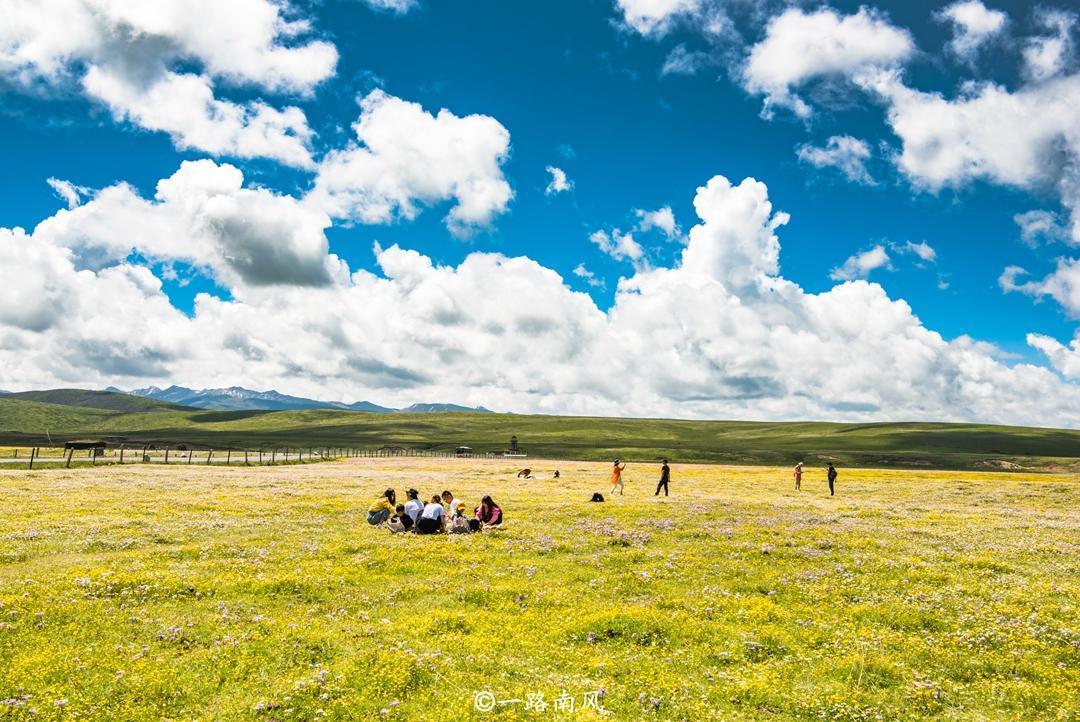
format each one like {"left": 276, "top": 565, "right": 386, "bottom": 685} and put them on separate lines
{"left": 118, "top": 385, "right": 492, "bottom": 414}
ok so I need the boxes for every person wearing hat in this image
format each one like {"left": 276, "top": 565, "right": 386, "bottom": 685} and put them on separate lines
{"left": 654, "top": 459, "right": 671, "bottom": 497}
{"left": 609, "top": 459, "right": 626, "bottom": 496}
{"left": 793, "top": 462, "right": 803, "bottom": 491}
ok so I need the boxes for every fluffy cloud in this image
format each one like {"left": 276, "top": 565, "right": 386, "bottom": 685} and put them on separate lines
{"left": 589, "top": 229, "right": 645, "bottom": 264}
{"left": 0, "top": 0, "right": 337, "bottom": 166}
{"left": 1028, "top": 331, "right": 1080, "bottom": 379}
{"left": 796, "top": 135, "right": 875, "bottom": 184}
{"left": 29, "top": 160, "right": 344, "bottom": 290}
{"left": 307, "top": 90, "right": 513, "bottom": 237}
{"left": 936, "top": 0, "right": 1008, "bottom": 60}
{"left": 1000, "top": 259, "right": 1080, "bottom": 318}
{"left": 830, "top": 245, "right": 890, "bottom": 281}
{"left": 898, "top": 240, "right": 937, "bottom": 263}
{"left": 635, "top": 206, "right": 680, "bottom": 240}
{"left": 615, "top": 0, "right": 702, "bottom": 37}
{"left": 573, "top": 263, "right": 605, "bottom": 288}
{"left": 860, "top": 70, "right": 1080, "bottom": 243}
{"left": 743, "top": 7, "right": 915, "bottom": 118}
{"left": 545, "top": 166, "right": 573, "bottom": 195}
{"left": 1023, "top": 9, "right": 1076, "bottom": 82}
{"left": 3, "top": 166, "right": 1079, "bottom": 426}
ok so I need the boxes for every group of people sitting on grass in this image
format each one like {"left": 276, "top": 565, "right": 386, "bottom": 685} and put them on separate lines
{"left": 366, "top": 488, "right": 503, "bottom": 534}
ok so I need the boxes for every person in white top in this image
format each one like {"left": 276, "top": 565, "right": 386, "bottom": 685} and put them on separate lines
{"left": 403, "top": 488, "right": 425, "bottom": 523}
{"left": 416, "top": 495, "right": 446, "bottom": 534}
{"left": 441, "top": 490, "right": 460, "bottom": 516}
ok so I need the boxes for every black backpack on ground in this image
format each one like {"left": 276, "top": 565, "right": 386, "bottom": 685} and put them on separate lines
{"left": 590, "top": 492, "right": 605, "bottom": 502}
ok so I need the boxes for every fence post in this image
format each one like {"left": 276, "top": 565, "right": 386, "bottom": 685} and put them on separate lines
{"left": 28, "top": 447, "right": 36, "bottom": 470}
{"left": 119, "top": 445, "right": 125, "bottom": 464}
{"left": 187, "top": 449, "right": 193, "bottom": 465}
{"left": 65, "top": 447, "right": 73, "bottom": 468}
{"left": 244, "top": 450, "right": 249, "bottom": 465}
{"left": 165, "top": 446, "right": 170, "bottom": 464}
{"left": 206, "top": 449, "right": 213, "bottom": 465}
{"left": 271, "top": 449, "right": 276, "bottom": 465}
{"left": 259, "top": 450, "right": 263, "bottom": 465}
{"left": 226, "top": 449, "right": 231, "bottom": 465}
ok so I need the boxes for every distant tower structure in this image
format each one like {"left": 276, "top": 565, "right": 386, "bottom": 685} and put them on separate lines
{"left": 509, "top": 435, "right": 519, "bottom": 453}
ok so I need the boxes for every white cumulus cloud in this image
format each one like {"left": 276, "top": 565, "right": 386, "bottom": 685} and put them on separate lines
{"left": 936, "top": 0, "right": 1008, "bottom": 60}
{"left": 796, "top": 135, "right": 875, "bottom": 184}
{"left": 307, "top": 90, "right": 513, "bottom": 237}
{"left": 743, "top": 7, "right": 915, "bottom": 118}
{"left": 545, "top": 166, "right": 573, "bottom": 196}
{"left": 1028, "top": 331, "right": 1080, "bottom": 379}
{"left": 1000, "top": 259, "right": 1080, "bottom": 318}
{"left": 859, "top": 69, "right": 1080, "bottom": 244}
{"left": 3, "top": 167, "right": 1079, "bottom": 426}
{"left": 590, "top": 229, "right": 645, "bottom": 264}
{"left": 0, "top": 0, "right": 338, "bottom": 167}
{"left": 635, "top": 206, "right": 680, "bottom": 240}
{"left": 1022, "top": 9, "right": 1076, "bottom": 82}
{"left": 830, "top": 245, "right": 891, "bottom": 281}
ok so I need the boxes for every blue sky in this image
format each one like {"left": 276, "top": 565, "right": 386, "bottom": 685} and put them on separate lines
{"left": 1, "top": 0, "right": 1079, "bottom": 425}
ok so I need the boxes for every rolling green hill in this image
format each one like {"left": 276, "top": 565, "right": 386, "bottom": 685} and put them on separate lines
{"left": 1, "top": 394, "right": 1078, "bottom": 470}
{"left": 3, "top": 389, "right": 191, "bottom": 412}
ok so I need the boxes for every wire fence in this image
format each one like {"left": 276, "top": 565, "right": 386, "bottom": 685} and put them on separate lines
{"left": 0, "top": 444, "right": 528, "bottom": 470}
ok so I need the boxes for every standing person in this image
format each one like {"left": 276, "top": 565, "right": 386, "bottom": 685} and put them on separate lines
{"left": 826, "top": 464, "right": 837, "bottom": 496}
{"left": 793, "top": 462, "right": 803, "bottom": 491}
{"left": 367, "top": 489, "right": 396, "bottom": 525}
{"left": 654, "top": 459, "right": 671, "bottom": 497}
{"left": 403, "top": 488, "right": 425, "bottom": 525}
{"left": 609, "top": 459, "right": 626, "bottom": 496}
{"left": 416, "top": 495, "right": 446, "bottom": 534}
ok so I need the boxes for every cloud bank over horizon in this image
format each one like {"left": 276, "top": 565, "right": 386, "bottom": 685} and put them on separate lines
{"left": 3, "top": 162, "right": 1079, "bottom": 426}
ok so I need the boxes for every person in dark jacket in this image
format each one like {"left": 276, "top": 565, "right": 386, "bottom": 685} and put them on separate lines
{"left": 654, "top": 459, "right": 671, "bottom": 496}
{"left": 827, "top": 464, "right": 837, "bottom": 496}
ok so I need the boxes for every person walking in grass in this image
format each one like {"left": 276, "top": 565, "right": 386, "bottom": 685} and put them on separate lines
{"left": 367, "top": 488, "right": 396, "bottom": 525}
{"left": 826, "top": 464, "right": 837, "bottom": 496}
{"left": 609, "top": 459, "right": 626, "bottom": 496}
{"left": 654, "top": 459, "right": 671, "bottom": 497}
{"left": 793, "top": 462, "right": 803, "bottom": 491}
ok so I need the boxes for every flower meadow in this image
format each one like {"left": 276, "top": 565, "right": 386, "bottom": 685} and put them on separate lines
{"left": 0, "top": 458, "right": 1076, "bottom": 720}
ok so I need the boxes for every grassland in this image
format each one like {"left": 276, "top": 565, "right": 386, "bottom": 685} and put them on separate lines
{"left": 2, "top": 396, "right": 1080, "bottom": 471}
{"left": 0, "top": 458, "right": 1076, "bottom": 720}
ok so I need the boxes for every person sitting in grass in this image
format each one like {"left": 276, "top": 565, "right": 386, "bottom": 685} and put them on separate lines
{"left": 367, "top": 488, "right": 396, "bottom": 525}
{"left": 475, "top": 495, "right": 503, "bottom": 528}
{"left": 441, "top": 490, "right": 461, "bottom": 514}
{"left": 390, "top": 504, "right": 414, "bottom": 532}
{"left": 416, "top": 495, "right": 446, "bottom": 534}
{"left": 403, "top": 488, "right": 424, "bottom": 524}
{"left": 448, "top": 503, "right": 472, "bottom": 534}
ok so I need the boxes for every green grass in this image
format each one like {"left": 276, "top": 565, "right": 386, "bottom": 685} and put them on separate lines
{"left": 1, "top": 397, "right": 1079, "bottom": 471}
{"left": 1, "top": 389, "right": 189, "bottom": 413}
{"left": 0, "top": 459, "right": 1076, "bottom": 720}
